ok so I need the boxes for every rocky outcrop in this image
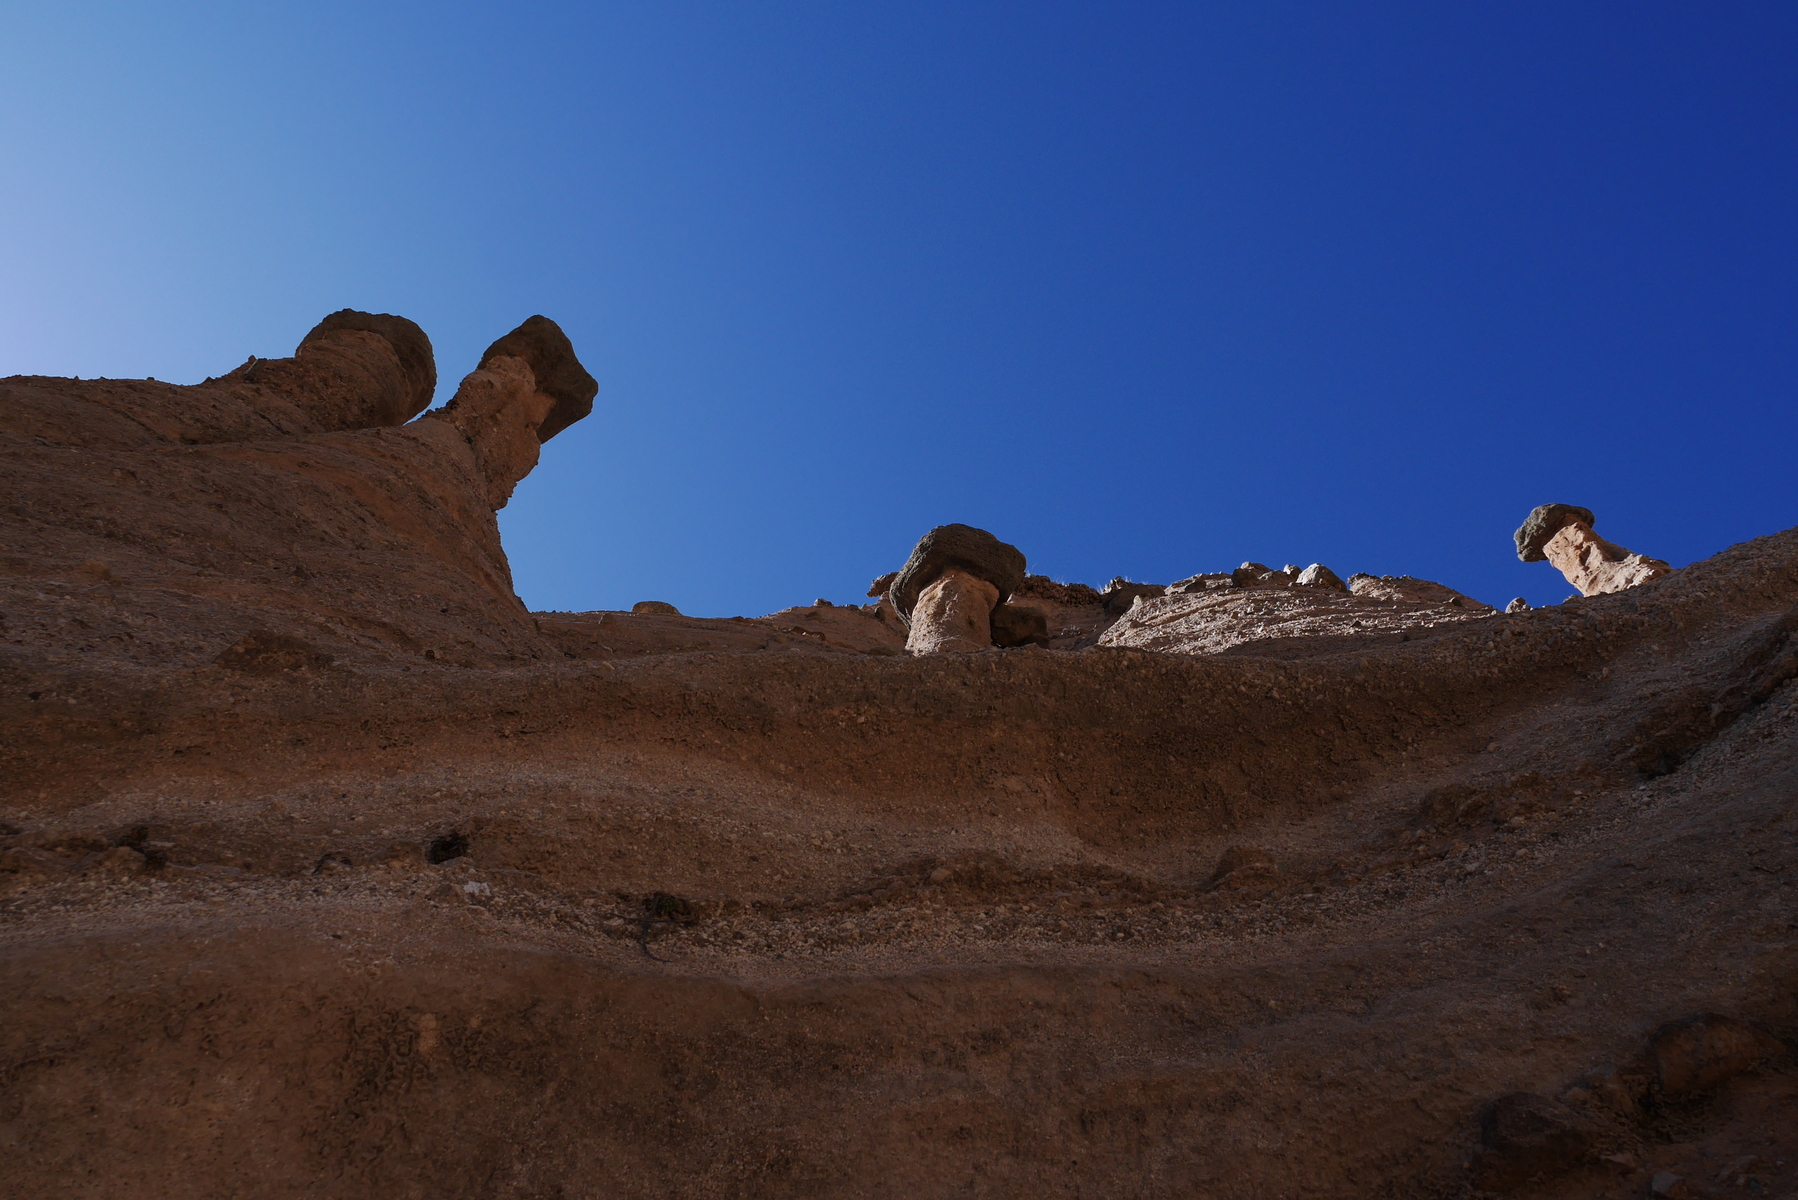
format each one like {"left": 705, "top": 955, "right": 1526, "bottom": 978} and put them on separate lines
{"left": 0, "top": 309, "right": 595, "bottom": 668}
{"left": 0, "top": 308, "right": 436, "bottom": 450}
{"left": 428, "top": 316, "right": 594, "bottom": 510}
{"left": 1293, "top": 562, "right": 1345, "bottom": 589}
{"left": 1516, "top": 503, "right": 1673, "bottom": 596}
{"left": 888, "top": 525, "right": 1026, "bottom": 625}
{"left": 884, "top": 525, "right": 1028, "bottom": 653}
{"left": 1542, "top": 521, "right": 1673, "bottom": 596}
{"left": 6, "top": 325, "right": 1798, "bottom": 1200}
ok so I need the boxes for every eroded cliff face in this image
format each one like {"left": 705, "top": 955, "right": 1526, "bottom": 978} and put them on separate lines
{"left": 2, "top": 316, "right": 1795, "bottom": 1200}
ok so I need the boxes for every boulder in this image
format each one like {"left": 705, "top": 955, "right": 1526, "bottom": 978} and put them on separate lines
{"left": 1232, "top": 562, "right": 1297, "bottom": 589}
{"left": 888, "top": 525, "right": 1026, "bottom": 625}
{"left": 632, "top": 601, "right": 681, "bottom": 616}
{"left": 299, "top": 309, "right": 438, "bottom": 421}
{"left": 990, "top": 603, "right": 1050, "bottom": 648}
{"left": 1514, "top": 504, "right": 1597, "bottom": 562}
{"left": 1506, "top": 597, "right": 1530, "bottom": 613}
{"left": 1471, "top": 1092, "right": 1600, "bottom": 1192}
{"left": 1648, "top": 1013, "right": 1784, "bottom": 1096}
{"left": 1294, "top": 563, "right": 1345, "bottom": 590}
{"left": 477, "top": 314, "right": 599, "bottom": 442}
{"left": 215, "top": 308, "right": 439, "bottom": 435}
{"left": 905, "top": 569, "right": 999, "bottom": 654}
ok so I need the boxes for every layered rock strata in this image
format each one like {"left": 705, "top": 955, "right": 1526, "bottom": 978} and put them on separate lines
{"left": 3, "top": 329, "right": 1796, "bottom": 1200}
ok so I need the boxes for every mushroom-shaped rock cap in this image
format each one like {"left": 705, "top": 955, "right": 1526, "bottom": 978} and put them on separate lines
{"left": 1514, "top": 504, "right": 1597, "bottom": 562}
{"left": 478, "top": 315, "right": 598, "bottom": 442}
{"left": 889, "top": 524, "right": 1027, "bottom": 622}
{"left": 300, "top": 309, "right": 437, "bottom": 419}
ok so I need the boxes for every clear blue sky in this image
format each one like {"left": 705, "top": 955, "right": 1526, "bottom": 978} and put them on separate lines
{"left": 4, "top": 3, "right": 1794, "bottom": 614}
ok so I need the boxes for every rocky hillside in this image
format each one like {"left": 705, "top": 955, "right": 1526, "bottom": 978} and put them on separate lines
{"left": 2, "top": 313, "right": 1793, "bottom": 1199}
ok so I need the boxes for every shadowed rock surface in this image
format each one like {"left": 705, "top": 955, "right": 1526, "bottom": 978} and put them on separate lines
{"left": 2, "top": 322, "right": 1796, "bottom": 1199}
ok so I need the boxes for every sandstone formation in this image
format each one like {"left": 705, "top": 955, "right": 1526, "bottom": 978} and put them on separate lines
{"left": 887, "top": 523, "right": 1026, "bottom": 626}
{"left": 883, "top": 524, "right": 1028, "bottom": 654}
{"left": 1516, "top": 503, "right": 1674, "bottom": 597}
{"left": 904, "top": 567, "right": 1000, "bottom": 653}
{"left": 2, "top": 325, "right": 1796, "bottom": 1200}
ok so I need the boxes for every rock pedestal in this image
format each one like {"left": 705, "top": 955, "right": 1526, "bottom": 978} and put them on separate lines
{"left": 425, "top": 316, "right": 596, "bottom": 511}
{"left": 1542, "top": 522, "right": 1671, "bottom": 597}
{"left": 1515, "top": 503, "right": 1673, "bottom": 597}
{"left": 905, "top": 569, "right": 1000, "bottom": 654}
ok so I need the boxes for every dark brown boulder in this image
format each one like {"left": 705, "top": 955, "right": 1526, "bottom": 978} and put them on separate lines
{"left": 888, "top": 525, "right": 1027, "bottom": 624}
{"left": 1471, "top": 1092, "right": 1600, "bottom": 1192}
{"left": 1648, "top": 1013, "right": 1784, "bottom": 1096}
{"left": 299, "top": 309, "right": 437, "bottom": 420}
{"left": 478, "top": 315, "right": 598, "bottom": 442}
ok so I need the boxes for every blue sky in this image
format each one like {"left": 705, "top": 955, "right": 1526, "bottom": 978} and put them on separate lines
{"left": 4, "top": 3, "right": 1794, "bottom": 613}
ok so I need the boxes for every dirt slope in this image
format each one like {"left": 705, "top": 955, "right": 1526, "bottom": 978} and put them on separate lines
{"left": 2, "top": 320, "right": 1794, "bottom": 1199}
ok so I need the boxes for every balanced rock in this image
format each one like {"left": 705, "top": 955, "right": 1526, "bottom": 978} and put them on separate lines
{"left": 1515, "top": 504, "right": 1671, "bottom": 597}
{"left": 429, "top": 316, "right": 596, "bottom": 510}
{"left": 1514, "top": 504, "right": 1596, "bottom": 562}
{"left": 889, "top": 525, "right": 1026, "bottom": 625}
{"left": 905, "top": 568, "right": 999, "bottom": 654}
{"left": 476, "top": 314, "right": 599, "bottom": 443}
